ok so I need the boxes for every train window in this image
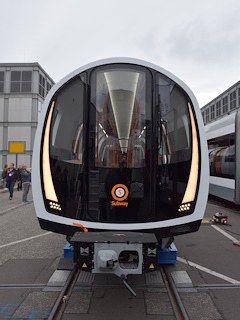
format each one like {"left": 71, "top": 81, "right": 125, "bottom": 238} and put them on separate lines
{"left": 92, "top": 68, "right": 148, "bottom": 169}
{"left": 88, "top": 65, "right": 152, "bottom": 223}
{"left": 156, "top": 74, "right": 195, "bottom": 218}
{"left": 208, "top": 133, "right": 235, "bottom": 179}
{"left": 50, "top": 78, "right": 84, "bottom": 162}
{"left": 42, "top": 75, "right": 86, "bottom": 218}
{"left": 157, "top": 78, "right": 191, "bottom": 162}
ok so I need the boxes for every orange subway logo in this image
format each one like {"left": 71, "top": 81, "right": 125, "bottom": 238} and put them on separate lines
{"left": 111, "top": 184, "right": 129, "bottom": 201}
{"left": 111, "top": 184, "right": 129, "bottom": 207}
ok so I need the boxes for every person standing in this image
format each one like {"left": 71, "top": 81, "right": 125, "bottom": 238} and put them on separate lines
{"left": 17, "top": 165, "right": 23, "bottom": 191}
{"left": 6, "top": 163, "right": 17, "bottom": 200}
{"left": 1, "top": 164, "right": 8, "bottom": 190}
{"left": 21, "top": 165, "right": 31, "bottom": 203}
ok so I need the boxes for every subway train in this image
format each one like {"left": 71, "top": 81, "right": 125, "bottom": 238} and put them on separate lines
{"left": 32, "top": 57, "right": 209, "bottom": 243}
{"left": 205, "top": 110, "right": 240, "bottom": 204}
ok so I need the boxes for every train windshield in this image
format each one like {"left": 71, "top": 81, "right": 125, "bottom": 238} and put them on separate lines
{"left": 42, "top": 64, "right": 199, "bottom": 223}
{"left": 89, "top": 66, "right": 152, "bottom": 222}
{"left": 93, "top": 69, "right": 147, "bottom": 168}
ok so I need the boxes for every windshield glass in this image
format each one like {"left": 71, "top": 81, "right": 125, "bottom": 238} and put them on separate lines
{"left": 94, "top": 68, "right": 147, "bottom": 169}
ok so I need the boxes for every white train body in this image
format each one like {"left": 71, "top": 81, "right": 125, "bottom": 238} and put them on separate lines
{"left": 206, "top": 110, "right": 240, "bottom": 204}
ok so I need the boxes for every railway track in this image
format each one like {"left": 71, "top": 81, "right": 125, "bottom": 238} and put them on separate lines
{"left": 160, "top": 266, "right": 189, "bottom": 320}
{"left": 2, "top": 267, "right": 239, "bottom": 319}
{"left": 47, "top": 265, "right": 80, "bottom": 320}
{"left": 47, "top": 265, "right": 190, "bottom": 320}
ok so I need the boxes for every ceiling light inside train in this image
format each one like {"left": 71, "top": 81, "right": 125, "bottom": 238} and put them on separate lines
{"left": 104, "top": 71, "right": 139, "bottom": 152}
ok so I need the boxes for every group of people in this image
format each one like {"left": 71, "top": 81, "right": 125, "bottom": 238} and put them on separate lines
{"left": 1, "top": 163, "right": 31, "bottom": 203}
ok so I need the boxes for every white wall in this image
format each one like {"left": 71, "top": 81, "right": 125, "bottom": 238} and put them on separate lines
{"left": 7, "top": 154, "right": 31, "bottom": 168}
{"left": 8, "top": 126, "right": 31, "bottom": 149}
{"left": 6, "top": 154, "right": 17, "bottom": 167}
{"left": 8, "top": 98, "right": 32, "bottom": 122}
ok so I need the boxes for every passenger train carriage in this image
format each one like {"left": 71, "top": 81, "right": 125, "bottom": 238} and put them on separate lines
{"left": 205, "top": 110, "right": 240, "bottom": 204}
{"left": 32, "top": 58, "right": 209, "bottom": 243}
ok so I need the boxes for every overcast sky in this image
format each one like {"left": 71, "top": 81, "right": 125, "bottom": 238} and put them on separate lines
{"left": 1, "top": 0, "right": 240, "bottom": 107}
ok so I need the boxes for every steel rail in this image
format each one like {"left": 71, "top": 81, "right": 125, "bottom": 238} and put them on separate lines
{"left": 1, "top": 281, "right": 239, "bottom": 291}
{"left": 0, "top": 284, "right": 46, "bottom": 289}
{"left": 48, "top": 264, "right": 80, "bottom": 320}
{"left": 160, "top": 266, "right": 189, "bottom": 320}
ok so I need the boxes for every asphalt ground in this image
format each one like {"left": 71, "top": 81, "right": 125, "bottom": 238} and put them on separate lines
{"left": 0, "top": 188, "right": 240, "bottom": 319}
{"left": 174, "top": 198, "right": 240, "bottom": 320}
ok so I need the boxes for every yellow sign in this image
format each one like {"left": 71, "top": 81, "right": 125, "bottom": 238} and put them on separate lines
{"left": 149, "top": 264, "right": 155, "bottom": 269}
{"left": 82, "top": 263, "right": 87, "bottom": 268}
{"left": 9, "top": 142, "right": 25, "bottom": 153}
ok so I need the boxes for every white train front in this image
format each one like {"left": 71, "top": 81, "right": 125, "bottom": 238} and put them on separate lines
{"left": 32, "top": 58, "right": 209, "bottom": 243}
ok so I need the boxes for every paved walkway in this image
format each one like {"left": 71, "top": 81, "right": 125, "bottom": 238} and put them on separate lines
{"left": 0, "top": 186, "right": 33, "bottom": 215}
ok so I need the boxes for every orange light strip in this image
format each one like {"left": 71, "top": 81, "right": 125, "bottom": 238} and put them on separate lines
{"left": 182, "top": 103, "right": 199, "bottom": 204}
{"left": 42, "top": 101, "right": 58, "bottom": 202}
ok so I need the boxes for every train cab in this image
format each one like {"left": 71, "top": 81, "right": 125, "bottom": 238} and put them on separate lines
{"left": 32, "top": 58, "right": 208, "bottom": 242}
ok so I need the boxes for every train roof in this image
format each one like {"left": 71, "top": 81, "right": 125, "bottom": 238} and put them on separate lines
{"left": 46, "top": 57, "right": 199, "bottom": 113}
{"left": 205, "top": 112, "right": 236, "bottom": 140}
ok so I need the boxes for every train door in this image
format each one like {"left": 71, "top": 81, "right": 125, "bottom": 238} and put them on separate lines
{"left": 88, "top": 65, "right": 153, "bottom": 223}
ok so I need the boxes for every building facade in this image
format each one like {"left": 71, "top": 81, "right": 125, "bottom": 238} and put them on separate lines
{"left": 0, "top": 63, "right": 54, "bottom": 170}
{"left": 201, "top": 81, "right": 240, "bottom": 125}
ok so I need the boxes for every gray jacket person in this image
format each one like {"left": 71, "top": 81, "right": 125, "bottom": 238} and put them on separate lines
{"left": 21, "top": 165, "right": 31, "bottom": 203}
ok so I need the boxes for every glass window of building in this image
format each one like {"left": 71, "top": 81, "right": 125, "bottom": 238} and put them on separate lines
{"left": 21, "top": 71, "right": 32, "bottom": 92}
{"left": 210, "top": 104, "right": 215, "bottom": 120}
{"left": 39, "top": 74, "right": 46, "bottom": 97}
{"left": 222, "top": 96, "right": 228, "bottom": 114}
{"left": 0, "top": 71, "right": 4, "bottom": 93}
{"left": 46, "top": 81, "right": 52, "bottom": 95}
{"left": 216, "top": 101, "right": 221, "bottom": 117}
{"left": 10, "top": 71, "right": 21, "bottom": 92}
{"left": 201, "top": 110, "right": 205, "bottom": 123}
{"left": 10, "top": 71, "right": 32, "bottom": 93}
{"left": 230, "top": 91, "right": 236, "bottom": 111}
{"left": 205, "top": 108, "right": 210, "bottom": 123}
